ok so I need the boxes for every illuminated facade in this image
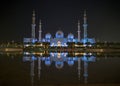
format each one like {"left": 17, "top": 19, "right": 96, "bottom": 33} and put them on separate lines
{"left": 43, "top": 30, "right": 75, "bottom": 46}
{"left": 23, "top": 10, "right": 95, "bottom": 46}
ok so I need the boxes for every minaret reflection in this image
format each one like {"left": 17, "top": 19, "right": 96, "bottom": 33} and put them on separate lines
{"left": 81, "top": 53, "right": 96, "bottom": 83}
{"left": 30, "top": 56, "right": 35, "bottom": 86}
{"left": 78, "top": 57, "right": 81, "bottom": 80}
{"left": 23, "top": 52, "right": 96, "bottom": 85}
{"left": 23, "top": 53, "right": 37, "bottom": 86}
{"left": 38, "top": 57, "right": 41, "bottom": 79}
{"left": 83, "top": 56, "right": 88, "bottom": 84}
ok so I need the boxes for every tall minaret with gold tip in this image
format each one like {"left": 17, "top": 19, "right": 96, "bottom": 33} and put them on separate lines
{"left": 77, "top": 20, "right": 81, "bottom": 42}
{"left": 83, "top": 10, "right": 88, "bottom": 41}
{"left": 31, "top": 10, "right": 36, "bottom": 39}
{"left": 39, "top": 20, "right": 42, "bottom": 42}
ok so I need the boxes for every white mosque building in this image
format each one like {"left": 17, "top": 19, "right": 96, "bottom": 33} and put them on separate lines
{"left": 23, "top": 10, "right": 95, "bottom": 47}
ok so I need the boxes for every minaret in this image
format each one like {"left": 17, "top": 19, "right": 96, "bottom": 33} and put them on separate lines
{"left": 83, "top": 10, "right": 88, "bottom": 40}
{"left": 31, "top": 10, "right": 36, "bottom": 39}
{"left": 77, "top": 20, "right": 81, "bottom": 42}
{"left": 39, "top": 20, "right": 42, "bottom": 42}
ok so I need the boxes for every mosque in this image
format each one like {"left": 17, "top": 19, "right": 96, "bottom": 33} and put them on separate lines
{"left": 23, "top": 10, "right": 95, "bottom": 46}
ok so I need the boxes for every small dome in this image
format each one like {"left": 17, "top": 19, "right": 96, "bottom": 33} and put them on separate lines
{"left": 68, "top": 33, "right": 74, "bottom": 39}
{"left": 45, "top": 57, "right": 51, "bottom": 66}
{"left": 56, "top": 30, "right": 64, "bottom": 38}
{"left": 68, "top": 60, "right": 74, "bottom": 66}
{"left": 55, "top": 61, "right": 64, "bottom": 69}
{"left": 45, "top": 60, "right": 51, "bottom": 66}
{"left": 45, "top": 33, "right": 51, "bottom": 39}
{"left": 56, "top": 30, "right": 63, "bottom": 35}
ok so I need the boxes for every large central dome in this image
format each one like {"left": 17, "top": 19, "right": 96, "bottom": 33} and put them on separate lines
{"left": 56, "top": 30, "right": 64, "bottom": 38}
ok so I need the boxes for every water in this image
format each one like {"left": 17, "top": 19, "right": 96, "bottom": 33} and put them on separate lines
{"left": 0, "top": 52, "right": 120, "bottom": 86}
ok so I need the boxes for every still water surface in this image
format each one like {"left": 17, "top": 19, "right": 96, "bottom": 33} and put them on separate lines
{"left": 0, "top": 52, "right": 120, "bottom": 86}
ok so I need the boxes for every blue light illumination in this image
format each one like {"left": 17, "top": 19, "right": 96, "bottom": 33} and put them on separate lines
{"left": 42, "top": 38, "right": 45, "bottom": 42}
{"left": 88, "top": 56, "right": 96, "bottom": 62}
{"left": 82, "top": 56, "right": 88, "bottom": 62}
{"left": 68, "top": 33, "right": 74, "bottom": 39}
{"left": 45, "top": 33, "right": 51, "bottom": 39}
{"left": 31, "top": 56, "right": 37, "bottom": 61}
{"left": 41, "top": 57, "right": 46, "bottom": 61}
{"left": 56, "top": 30, "right": 64, "bottom": 38}
{"left": 32, "top": 38, "right": 37, "bottom": 43}
{"left": 45, "top": 60, "right": 51, "bottom": 66}
{"left": 23, "top": 10, "right": 96, "bottom": 45}
{"left": 67, "top": 60, "right": 74, "bottom": 66}
{"left": 55, "top": 61, "right": 64, "bottom": 69}
{"left": 67, "top": 33, "right": 74, "bottom": 42}
{"left": 45, "top": 33, "right": 51, "bottom": 42}
{"left": 23, "top": 56, "right": 31, "bottom": 62}
{"left": 23, "top": 52, "right": 96, "bottom": 69}
{"left": 81, "top": 38, "right": 95, "bottom": 44}
{"left": 73, "top": 57, "right": 78, "bottom": 61}
{"left": 45, "top": 57, "right": 51, "bottom": 66}
{"left": 24, "top": 29, "right": 96, "bottom": 46}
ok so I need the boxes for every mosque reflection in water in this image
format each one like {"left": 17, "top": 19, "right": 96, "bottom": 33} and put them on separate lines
{"left": 23, "top": 52, "right": 96, "bottom": 85}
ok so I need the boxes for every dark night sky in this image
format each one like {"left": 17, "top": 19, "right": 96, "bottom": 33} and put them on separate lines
{"left": 0, "top": 0, "right": 120, "bottom": 42}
